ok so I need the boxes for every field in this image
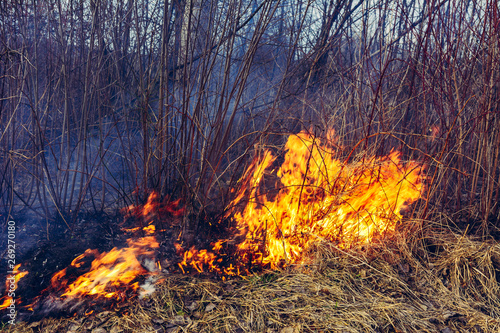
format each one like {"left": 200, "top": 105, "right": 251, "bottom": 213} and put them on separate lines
{"left": 0, "top": 0, "right": 499, "bottom": 331}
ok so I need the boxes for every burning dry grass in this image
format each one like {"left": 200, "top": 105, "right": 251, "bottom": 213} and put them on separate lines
{"left": 4, "top": 222, "right": 500, "bottom": 333}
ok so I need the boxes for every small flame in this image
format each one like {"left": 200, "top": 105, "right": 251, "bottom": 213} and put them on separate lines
{"left": 27, "top": 194, "right": 187, "bottom": 310}
{"left": 49, "top": 236, "right": 159, "bottom": 301}
{"left": 0, "top": 264, "right": 28, "bottom": 310}
{"left": 123, "top": 192, "right": 186, "bottom": 222}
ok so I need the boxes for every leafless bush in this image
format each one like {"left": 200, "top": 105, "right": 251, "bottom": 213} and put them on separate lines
{"left": 0, "top": 0, "right": 498, "bottom": 237}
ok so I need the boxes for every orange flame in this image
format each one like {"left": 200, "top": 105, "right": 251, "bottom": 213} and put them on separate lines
{"left": 48, "top": 234, "right": 159, "bottom": 301}
{"left": 0, "top": 264, "right": 28, "bottom": 310}
{"left": 230, "top": 131, "right": 424, "bottom": 268}
{"left": 179, "top": 131, "right": 424, "bottom": 273}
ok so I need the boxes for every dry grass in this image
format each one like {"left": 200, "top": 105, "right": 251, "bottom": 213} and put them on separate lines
{"left": 1, "top": 1, "right": 499, "bottom": 331}
{"left": 4, "top": 219, "right": 500, "bottom": 333}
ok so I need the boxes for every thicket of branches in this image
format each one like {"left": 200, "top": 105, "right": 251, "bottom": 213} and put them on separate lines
{"left": 1, "top": 0, "right": 499, "bottom": 235}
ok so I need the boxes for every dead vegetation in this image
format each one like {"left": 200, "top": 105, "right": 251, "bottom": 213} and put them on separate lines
{"left": 4, "top": 220, "right": 500, "bottom": 333}
{"left": 1, "top": 0, "right": 500, "bottom": 331}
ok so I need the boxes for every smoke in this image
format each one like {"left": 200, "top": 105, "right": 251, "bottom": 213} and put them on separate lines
{"left": 139, "top": 258, "right": 160, "bottom": 299}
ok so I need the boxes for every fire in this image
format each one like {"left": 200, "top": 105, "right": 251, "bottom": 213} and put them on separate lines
{"left": 123, "top": 192, "right": 185, "bottom": 222}
{"left": 25, "top": 228, "right": 161, "bottom": 311}
{"left": 24, "top": 194, "right": 186, "bottom": 312}
{"left": 49, "top": 236, "right": 159, "bottom": 300}
{"left": 179, "top": 131, "right": 424, "bottom": 273}
{"left": 19, "top": 132, "right": 424, "bottom": 313}
{"left": 230, "top": 131, "right": 424, "bottom": 268}
{"left": 0, "top": 264, "right": 28, "bottom": 310}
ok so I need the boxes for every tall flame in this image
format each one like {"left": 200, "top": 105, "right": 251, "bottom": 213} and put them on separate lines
{"left": 229, "top": 131, "right": 424, "bottom": 268}
{"left": 20, "top": 131, "right": 424, "bottom": 312}
{"left": 24, "top": 194, "right": 187, "bottom": 311}
{"left": 179, "top": 131, "right": 424, "bottom": 273}
{"left": 229, "top": 132, "right": 423, "bottom": 267}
